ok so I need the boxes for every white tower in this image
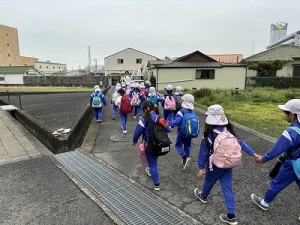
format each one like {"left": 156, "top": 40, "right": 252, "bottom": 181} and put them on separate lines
{"left": 269, "top": 22, "right": 288, "bottom": 45}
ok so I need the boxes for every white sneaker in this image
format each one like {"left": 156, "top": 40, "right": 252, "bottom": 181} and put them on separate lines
{"left": 134, "top": 116, "right": 137, "bottom": 119}
{"left": 145, "top": 167, "right": 151, "bottom": 177}
{"left": 123, "top": 130, "right": 128, "bottom": 134}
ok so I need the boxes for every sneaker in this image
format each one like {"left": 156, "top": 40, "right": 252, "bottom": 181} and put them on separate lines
{"left": 98, "top": 120, "right": 102, "bottom": 123}
{"left": 182, "top": 157, "right": 191, "bottom": 170}
{"left": 134, "top": 116, "right": 137, "bottom": 119}
{"left": 154, "top": 185, "right": 160, "bottom": 191}
{"left": 112, "top": 116, "right": 115, "bottom": 120}
{"left": 194, "top": 188, "right": 207, "bottom": 203}
{"left": 123, "top": 130, "right": 128, "bottom": 134}
{"left": 219, "top": 214, "right": 237, "bottom": 225}
{"left": 251, "top": 194, "right": 269, "bottom": 211}
{"left": 145, "top": 167, "right": 151, "bottom": 177}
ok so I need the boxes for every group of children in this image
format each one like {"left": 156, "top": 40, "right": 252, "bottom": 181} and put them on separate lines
{"left": 90, "top": 84, "right": 300, "bottom": 225}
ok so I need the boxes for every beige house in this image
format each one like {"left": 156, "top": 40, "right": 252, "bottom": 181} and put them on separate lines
{"left": 35, "top": 60, "right": 67, "bottom": 75}
{"left": 244, "top": 45, "right": 300, "bottom": 77}
{"left": 147, "top": 51, "right": 247, "bottom": 90}
{"left": 104, "top": 48, "right": 158, "bottom": 85}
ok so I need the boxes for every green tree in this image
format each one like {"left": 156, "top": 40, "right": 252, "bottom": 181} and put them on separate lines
{"left": 150, "top": 74, "right": 156, "bottom": 86}
{"left": 248, "top": 60, "right": 286, "bottom": 77}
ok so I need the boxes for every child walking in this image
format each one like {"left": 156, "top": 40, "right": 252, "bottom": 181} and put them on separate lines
{"left": 171, "top": 94, "right": 198, "bottom": 170}
{"left": 90, "top": 85, "right": 106, "bottom": 123}
{"left": 195, "top": 104, "right": 257, "bottom": 225}
{"left": 133, "top": 101, "right": 171, "bottom": 190}
{"left": 251, "top": 99, "right": 300, "bottom": 216}
{"left": 111, "top": 84, "right": 121, "bottom": 120}
{"left": 115, "top": 88, "right": 131, "bottom": 134}
{"left": 161, "top": 84, "right": 176, "bottom": 125}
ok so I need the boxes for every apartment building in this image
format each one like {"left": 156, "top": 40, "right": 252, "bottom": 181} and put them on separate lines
{"left": 0, "top": 24, "right": 21, "bottom": 66}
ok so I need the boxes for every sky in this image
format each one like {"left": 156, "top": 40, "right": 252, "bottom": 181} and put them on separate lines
{"left": 1, "top": 0, "right": 300, "bottom": 70}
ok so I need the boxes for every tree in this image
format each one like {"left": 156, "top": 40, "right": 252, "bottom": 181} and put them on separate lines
{"left": 248, "top": 60, "right": 286, "bottom": 77}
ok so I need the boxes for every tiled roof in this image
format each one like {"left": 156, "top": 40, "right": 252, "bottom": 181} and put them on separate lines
{"left": 104, "top": 47, "right": 158, "bottom": 59}
{"left": 244, "top": 45, "right": 300, "bottom": 62}
{"left": 156, "top": 61, "right": 222, "bottom": 68}
{"left": 0, "top": 66, "right": 33, "bottom": 74}
{"left": 209, "top": 54, "right": 244, "bottom": 63}
{"left": 147, "top": 59, "right": 173, "bottom": 66}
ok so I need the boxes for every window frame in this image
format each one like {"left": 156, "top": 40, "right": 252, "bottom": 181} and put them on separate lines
{"left": 117, "top": 59, "right": 124, "bottom": 64}
{"left": 136, "top": 58, "right": 142, "bottom": 64}
{"left": 195, "top": 69, "right": 215, "bottom": 79}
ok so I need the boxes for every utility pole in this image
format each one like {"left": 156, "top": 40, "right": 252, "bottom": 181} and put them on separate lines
{"left": 94, "top": 58, "right": 97, "bottom": 74}
{"left": 88, "top": 46, "right": 91, "bottom": 74}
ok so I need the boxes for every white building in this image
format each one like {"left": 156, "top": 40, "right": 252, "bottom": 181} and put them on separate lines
{"left": 0, "top": 66, "right": 39, "bottom": 84}
{"left": 104, "top": 48, "right": 158, "bottom": 85}
{"left": 35, "top": 60, "right": 67, "bottom": 75}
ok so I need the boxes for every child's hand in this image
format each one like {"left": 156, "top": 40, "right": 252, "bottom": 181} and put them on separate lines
{"left": 197, "top": 169, "right": 206, "bottom": 179}
{"left": 254, "top": 153, "right": 264, "bottom": 164}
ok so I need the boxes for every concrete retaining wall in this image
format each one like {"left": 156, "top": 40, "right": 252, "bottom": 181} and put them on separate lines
{"left": 12, "top": 87, "right": 109, "bottom": 154}
{"left": 23, "top": 75, "right": 109, "bottom": 87}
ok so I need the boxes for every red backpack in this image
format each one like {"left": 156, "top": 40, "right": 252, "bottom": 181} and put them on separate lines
{"left": 120, "top": 94, "right": 132, "bottom": 114}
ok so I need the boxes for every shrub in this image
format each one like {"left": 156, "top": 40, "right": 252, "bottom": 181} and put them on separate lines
{"left": 193, "top": 88, "right": 212, "bottom": 98}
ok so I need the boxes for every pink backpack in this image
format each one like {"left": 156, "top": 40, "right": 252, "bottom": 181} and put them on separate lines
{"left": 164, "top": 96, "right": 176, "bottom": 111}
{"left": 209, "top": 128, "right": 242, "bottom": 171}
{"left": 131, "top": 92, "right": 141, "bottom": 106}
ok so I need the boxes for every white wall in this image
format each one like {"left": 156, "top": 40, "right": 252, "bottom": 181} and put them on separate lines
{"left": 4, "top": 74, "right": 24, "bottom": 84}
{"left": 153, "top": 66, "right": 247, "bottom": 90}
{"left": 36, "top": 61, "right": 67, "bottom": 75}
{"left": 104, "top": 48, "right": 157, "bottom": 75}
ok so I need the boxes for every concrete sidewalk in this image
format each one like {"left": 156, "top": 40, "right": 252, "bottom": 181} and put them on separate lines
{"left": 0, "top": 107, "right": 116, "bottom": 225}
{"left": 86, "top": 88, "right": 300, "bottom": 225}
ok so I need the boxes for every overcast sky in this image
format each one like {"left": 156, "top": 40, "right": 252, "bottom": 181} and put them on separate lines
{"left": 1, "top": 0, "right": 300, "bottom": 70}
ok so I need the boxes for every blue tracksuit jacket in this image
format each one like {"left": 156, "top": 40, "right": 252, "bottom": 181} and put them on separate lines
{"left": 133, "top": 112, "right": 171, "bottom": 186}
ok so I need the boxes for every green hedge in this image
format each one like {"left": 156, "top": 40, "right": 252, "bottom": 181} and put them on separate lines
{"left": 249, "top": 77, "right": 300, "bottom": 88}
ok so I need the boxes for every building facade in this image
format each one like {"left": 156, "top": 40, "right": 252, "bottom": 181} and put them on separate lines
{"left": 0, "top": 24, "right": 21, "bottom": 66}
{"left": 0, "top": 66, "right": 39, "bottom": 85}
{"left": 35, "top": 61, "right": 67, "bottom": 75}
{"left": 104, "top": 48, "right": 158, "bottom": 85}
{"left": 147, "top": 51, "right": 247, "bottom": 90}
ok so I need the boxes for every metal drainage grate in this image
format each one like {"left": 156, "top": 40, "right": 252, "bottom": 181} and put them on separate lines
{"left": 55, "top": 151, "right": 192, "bottom": 225}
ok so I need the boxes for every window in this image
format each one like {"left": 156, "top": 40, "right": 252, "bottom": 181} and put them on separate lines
{"left": 47, "top": 66, "right": 48, "bottom": 68}
{"left": 195, "top": 69, "right": 215, "bottom": 79}
{"left": 8, "top": 53, "right": 10, "bottom": 57}
{"left": 6, "top": 33, "right": 8, "bottom": 36}
{"left": 136, "top": 58, "right": 142, "bottom": 64}
{"left": 117, "top": 59, "right": 124, "bottom": 64}
{"left": 0, "top": 77, "right": 4, "bottom": 81}
{"left": 53, "top": 66, "right": 55, "bottom": 69}
{"left": 7, "top": 43, "right": 9, "bottom": 47}
{"left": 39, "top": 65, "right": 42, "bottom": 69}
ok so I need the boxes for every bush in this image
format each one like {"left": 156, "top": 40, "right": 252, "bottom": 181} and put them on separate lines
{"left": 193, "top": 88, "right": 212, "bottom": 98}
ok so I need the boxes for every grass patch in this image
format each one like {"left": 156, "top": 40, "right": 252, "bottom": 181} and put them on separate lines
{"left": 192, "top": 88, "right": 299, "bottom": 138}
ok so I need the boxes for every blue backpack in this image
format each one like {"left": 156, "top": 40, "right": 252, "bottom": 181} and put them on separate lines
{"left": 92, "top": 93, "right": 102, "bottom": 107}
{"left": 148, "top": 95, "right": 158, "bottom": 106}
{"left": 179, "top": 110, "right": 199, "bottom": 138}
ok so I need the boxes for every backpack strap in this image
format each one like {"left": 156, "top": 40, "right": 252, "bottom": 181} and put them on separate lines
{"left": 290, "top": 126, "right": 300, "bottom": 135}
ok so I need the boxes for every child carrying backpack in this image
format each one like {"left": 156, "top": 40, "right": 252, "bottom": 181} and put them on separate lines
{"left": 111, "top": 84, "right": 121, "bottom": 120}
{"left": 251, "top": 99, "right": 300, "bottom": 218}
{"left": 194, "top": 104, "right": 257, "bottom": 225}
{"left": 90, "top": 85, "right": 106, "bottom": 123}
{"left": 174, "top": 86, "right": 183, "bottom": 116}
{"left": 171, "top": 94, "right": 199, "bottom": 170}
{"left": 130, "top": 83, "right": 143, "bottom": 119}
{"left": 133, "top": 101, "right": 172, "bottom": 191}
{"left": 115, "top": 88, "right": 131, "bottom": 134}
{"left": 161, "top": 84, "right": 176, "bottom": 125}
{"left": 146, "top": 86, "right": 161, "bottom": 113}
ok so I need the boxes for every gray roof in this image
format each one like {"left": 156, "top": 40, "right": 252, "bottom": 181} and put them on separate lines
{"left": 156, "top": 61, "right": 222, "bottom": 68}
{"left": 244, "top": 45, "right": 300, "bottom": 62}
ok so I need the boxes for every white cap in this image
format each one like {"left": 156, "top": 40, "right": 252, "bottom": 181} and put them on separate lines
{"left": 140, "top": 83, "right": 145, "bottom": 89}
{"left": 278, "top": 99, "right": 300, "bottom": 122}
{"left": 130, "top": 83, "right": 135, "bottom": 88}
{"left": 145, "top": 80, "right": 150, "bottom": 84}
{"left": 149, "top": 87, "right": 156, "bottom": 95}
{"left": 175, "top": 86, "right": 182, "bottom": 95}
{"left": 205, "top": 104, "right": 228, "bottom": 125}
{"left": 165, "top": 84, "right": 173, "bottom": 91}
{"left": 94, "top": 85, "right": 100, "bottom": 92}
{"left": 181, "top": 94, "right": 194, "bottom": 110}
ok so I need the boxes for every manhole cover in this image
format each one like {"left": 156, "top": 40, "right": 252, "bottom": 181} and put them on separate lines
{"left": 110, "top": 134, "right": 133, "bottom": 142}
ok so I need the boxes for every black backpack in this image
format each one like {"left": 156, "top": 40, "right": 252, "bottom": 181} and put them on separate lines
{"left": 148, "top": 116, "right": 171, "bottom": 156}
{"left": 175, "top": 95, "right": 183, "bottom": 111}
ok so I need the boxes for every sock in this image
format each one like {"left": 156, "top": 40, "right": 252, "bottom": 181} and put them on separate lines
{"left": 260, "top": 199, "right": 269, "bottom": 207}
{"left": 227, "top": 213, "right": 235, "bottom": 219}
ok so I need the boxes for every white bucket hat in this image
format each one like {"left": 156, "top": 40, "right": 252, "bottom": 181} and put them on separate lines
{"left": 181, "top": 94, "right": 194, "bottom": 110}
{"left": 149, "top": 87, "right": 156, "bottom": 96}
{"left": 278, "top": 99, "right": 300, "bottom": 122}
{"left": 165, "top": 84, "right": 173, "bottom": 91}
{"left": 175, "top": 86, "right": 182, "bottom": 95}
{"left": 94, "top": 85, "right": 100, "bottom": 92}
{"left": 205, "top": 104, "right": 228, "bottom": 125}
